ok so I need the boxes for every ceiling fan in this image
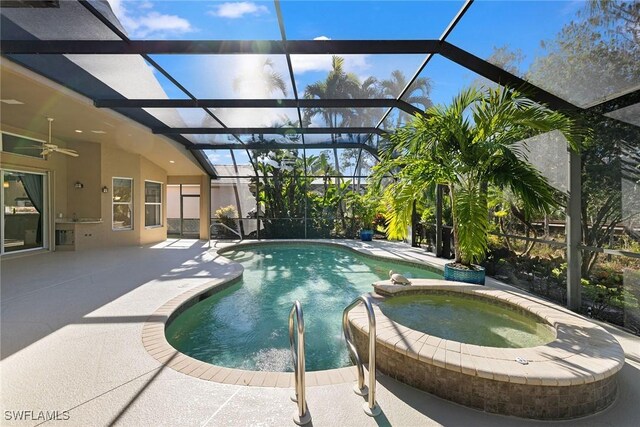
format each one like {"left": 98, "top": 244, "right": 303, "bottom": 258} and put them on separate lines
{"left": 17, "top": 118, "right": 79, "bottom": 157}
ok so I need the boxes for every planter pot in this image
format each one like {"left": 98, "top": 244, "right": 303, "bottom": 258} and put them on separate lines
{"left": 444, "top": 263, "right": 485, "bottom": 285}
{"left": 360, "top": 229, "right": 374, "bottom": 241}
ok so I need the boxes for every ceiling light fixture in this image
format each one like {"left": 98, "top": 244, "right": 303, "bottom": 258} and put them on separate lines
{"left": 91, "top": 130, "right": 106, "bottom": 134}
{"left": 75, "top": 130, "right": 83, "bottom": 133}
{"left": 169, "top": 160, "right": 175, "bottom": 164}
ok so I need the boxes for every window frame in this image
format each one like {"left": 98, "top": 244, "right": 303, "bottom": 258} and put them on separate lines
{"left": 112, "top": 177, "right": 133, "bottom": 231}
{"left": 144, "top": 180, "right": 163, "bottom": 228}
{"left": 1, "top": 131, "right": 46, "bottom": 160}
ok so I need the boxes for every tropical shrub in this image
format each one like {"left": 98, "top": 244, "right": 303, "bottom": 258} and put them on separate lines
{"left": 373, "top": 86, "right": 585, "bottom": 266}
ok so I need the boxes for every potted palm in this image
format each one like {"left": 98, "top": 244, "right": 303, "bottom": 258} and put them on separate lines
{"left": 347, "top": 192, "right": 379, "bottom": 241}
{"left": 372, "top": 87, "right": 584, "bottom": 284}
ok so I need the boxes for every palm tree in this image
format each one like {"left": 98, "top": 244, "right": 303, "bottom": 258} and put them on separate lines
{"left": 303, "top": 56, "right": 362, "bottom": 229}
{"left": 303, "top": 56, "right": 361, "bottom": 139}
{"left": 232, "top": 57, "right": 288, "bottom": 97}
{"left": 381, "top": 70, "right": 432, "bottom": 128}
{"left": 373, "top": 86, "right": 585, "bottom": 266}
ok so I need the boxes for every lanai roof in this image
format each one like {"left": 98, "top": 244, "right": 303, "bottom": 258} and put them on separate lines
{"left": 1, "top": 0, "right": 638, "bottom": 178}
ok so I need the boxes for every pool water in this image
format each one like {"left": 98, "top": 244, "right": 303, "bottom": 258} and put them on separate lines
{"left": 165, "top": 244, "right": 441, "bottom": 371}
{"left": 379, "top": 294, "right": 556, "bottom": 348}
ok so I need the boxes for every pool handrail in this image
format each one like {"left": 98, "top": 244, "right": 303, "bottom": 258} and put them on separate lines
{"left": 289, "top": 300, "right": 311, "bottom": 425}
{"left": 208, "top": 220, "right": 242, "bottom": 247}
{"left": 342, "top": 295, "right": 381, "bottom": 416}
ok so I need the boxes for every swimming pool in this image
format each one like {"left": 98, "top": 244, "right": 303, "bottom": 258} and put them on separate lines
{"left": 165, "top": 243, "right": 441, "bottom": 371}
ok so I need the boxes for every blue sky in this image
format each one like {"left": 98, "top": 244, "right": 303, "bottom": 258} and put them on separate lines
{"left": 106, "top": 0, "right": 586, "bottom": 166}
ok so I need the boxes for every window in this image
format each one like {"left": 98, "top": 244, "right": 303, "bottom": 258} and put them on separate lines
{"left": 112, "top": 178, "right": 133, "bottom": 230}
{"left": 1, "top": 132, "right": 45, "bottom": 159}
{"left": 144, "top": 181, "right": 162, "bottom": 227}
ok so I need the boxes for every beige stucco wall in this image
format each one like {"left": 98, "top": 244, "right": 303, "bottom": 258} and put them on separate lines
{"left": 100, "top": 145, "right": 169, "bottom": 247}
{"left": 2, "top": 126, "right": 178, "bottom": 252}
{"left": 167, "top": 175, "right": 202, "bottom": 185}
{"left": 66, "top": 140, "right": 101, "bottom": 219}
{"left": 199, "top": 175, "right": 210, "bottom": 240}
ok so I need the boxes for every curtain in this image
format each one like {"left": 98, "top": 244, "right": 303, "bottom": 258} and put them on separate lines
{"left": 19, "top": 173, "right": 43, "bottom": 244}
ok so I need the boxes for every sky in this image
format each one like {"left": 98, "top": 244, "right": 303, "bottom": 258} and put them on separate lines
{"left": 105, "top": 0, "right": 586, "bottom": 167}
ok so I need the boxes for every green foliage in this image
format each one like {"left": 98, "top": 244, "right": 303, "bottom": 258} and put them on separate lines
{"left": 249, "top": 149, "right": 367, "bottom": 238}
{"left": 373, "top": 86, "right": 584, "bottom": 265}
{"left": 552, "top": 262, "right": 639, "bottom": 319}
{"left": 346, "top": 191, "right": 380, "bottom": 231}
{"left": 521, "top": 1, "right": 640, "bottom": 275}
{"left": 214, "top": 205, "right": 239, "bottom": 236}
{"left": 214, "top": 205, "right": 238, "bottom": 221}
{"left": 251, "top": 150, "right": 309, "bottom": 238}
{"left": 582, "top": 278, "right": 639, "bottom": 319}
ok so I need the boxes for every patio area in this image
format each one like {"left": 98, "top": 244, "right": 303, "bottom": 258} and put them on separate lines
{"left": 1, "top": 239, "right": 638, "bottom": 426}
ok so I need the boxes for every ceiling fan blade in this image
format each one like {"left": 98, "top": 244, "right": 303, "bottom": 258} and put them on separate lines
{"left": 55, "top": 149, "right": 80, "bottom": 157}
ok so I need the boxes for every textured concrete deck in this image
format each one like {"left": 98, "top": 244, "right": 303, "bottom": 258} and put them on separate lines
{"left": 1, "top": 239, "right": 638, "bottom": 426}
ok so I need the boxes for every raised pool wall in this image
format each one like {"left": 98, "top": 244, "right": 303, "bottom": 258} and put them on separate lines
{"left": 349, "top": 281, "right": 624, "bottom": 420}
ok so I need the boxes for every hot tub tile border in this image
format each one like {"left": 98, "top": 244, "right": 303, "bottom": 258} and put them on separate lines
{"left": 348, "top": 281, "right": 624, "bottom": 419}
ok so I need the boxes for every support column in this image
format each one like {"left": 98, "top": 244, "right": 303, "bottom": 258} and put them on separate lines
{"left": 435, "top": 184, "right": 443, "bottom": 257}
{"left": 566, "top": 148, "right": 582, "bottom": 310}
{"left": 199, "top": 175, "right": 211, "bottom": 240}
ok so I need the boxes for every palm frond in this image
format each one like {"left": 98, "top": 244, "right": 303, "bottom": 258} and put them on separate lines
{"left": 453, "top": 185, "right": 489, "bottom": 264}
{"left": 489, "top": 153, "right": 559, "bottom": 216}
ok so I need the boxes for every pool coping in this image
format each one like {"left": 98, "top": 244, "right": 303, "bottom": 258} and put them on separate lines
{"left": 142, "top": 239, "right": 444, "bottom": 387}
{"left": 351, "top": 280, "right": 625, "bottom": 387}
{"left": 141, "top": 239, "right": 623, "bottom": 390}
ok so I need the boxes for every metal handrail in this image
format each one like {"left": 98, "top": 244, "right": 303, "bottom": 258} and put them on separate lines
{"left": 211, "top": 220, "right": 243, "bottom": 239}
{"left": 342, "top": 295, "right": 381, "bottom": 417}
{"left": 208, "top": 221, "right": 242, "bottom": 248}
{"left": 289, "top": 301, "right": 311, "bottom": 425}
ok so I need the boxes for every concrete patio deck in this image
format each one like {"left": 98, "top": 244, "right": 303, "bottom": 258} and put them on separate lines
{"left": 1, "top": 239, "right": 638, "bottom": 426}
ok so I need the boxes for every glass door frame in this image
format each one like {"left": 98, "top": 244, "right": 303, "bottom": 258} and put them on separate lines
{"left": 180, "top": 193, "right": 200, "bottom": 238}
{"left": 1, "top": 168, "right": 49, "bottom": 255}
{"left": 167, "top": 184, "right": 201, "bottom": 238}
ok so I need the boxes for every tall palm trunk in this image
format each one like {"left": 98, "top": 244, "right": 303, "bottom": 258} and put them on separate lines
{"left": 448, "top": 184, "right": 462, "bottom": 263}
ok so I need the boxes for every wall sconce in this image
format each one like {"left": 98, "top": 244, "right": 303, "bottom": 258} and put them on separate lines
{"left": 3, "top": 181, "right": 9, "bottom": 188}
{"left": 101, "top": 186, "right": 109, "bottom": 193}
{"left": 74, "top": 181, "right": 84, "bottom": 189}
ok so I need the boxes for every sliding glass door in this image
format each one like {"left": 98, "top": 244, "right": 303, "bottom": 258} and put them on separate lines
{"left": 1, "top": 170, "right": 48, "bottom": 254}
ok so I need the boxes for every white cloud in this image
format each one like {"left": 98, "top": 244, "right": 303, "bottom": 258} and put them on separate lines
{"left": 290, "top": 36, "right": 371, "bottom": 74}
{"left": 210, "top": 2, "right": 268, "bottom": 19}
{"left": 135, "top": 12, "right": 191, "bottom": 37}
{"left": 290, "top": 55, "right": 333, "bottom": 73}
{"left": 207, "top": 152, "right": 231, "bottom": 163}
{"left": 291, "top": 54, "right": 371, "bottom": 74}
{"left": 107, "top": 0, "right": 125, "bottom": 17}
{"left": 107, "top": 0, "right": 193, "bottom": 38}
{"left": 193, "top": 55, "right": 291, "bottom": 99}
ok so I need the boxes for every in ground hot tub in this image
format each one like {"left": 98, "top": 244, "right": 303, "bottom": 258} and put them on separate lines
{"left": 347, "top": 280, "right": 625, "bottom": 420}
